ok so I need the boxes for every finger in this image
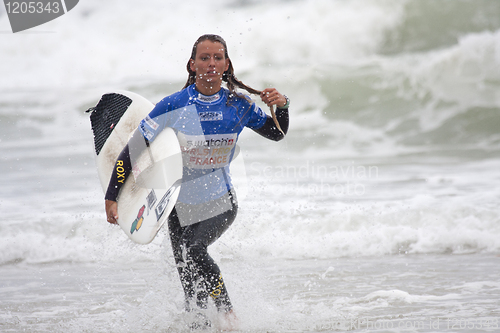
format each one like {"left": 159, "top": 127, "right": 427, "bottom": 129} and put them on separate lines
{"left": 260, "top": 95, "right": 272, "bottom": 106}
{"left": 262, "top": 87, "right": 276, "bottom": 94}
{"left": 266, "top": 95, "right": 282, "bottom": 106}
{"left": 107, "top": 212, "right": 118, "bottom": 223}
{"left": 262, "top": 92, "right": 277, "bottom": 103}
{"left": 261, "top": 88, "right": 276, "bottom": 99}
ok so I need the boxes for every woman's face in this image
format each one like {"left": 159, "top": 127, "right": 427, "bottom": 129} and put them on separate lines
{"left": 190, "top": 40, "right": 229, "bottom": 87}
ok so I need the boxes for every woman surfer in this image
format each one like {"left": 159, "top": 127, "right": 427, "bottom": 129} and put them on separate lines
{"left": 104, "top": 34, "right": 289, "bottom": 329}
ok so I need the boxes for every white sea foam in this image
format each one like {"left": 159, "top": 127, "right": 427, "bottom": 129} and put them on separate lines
{"left": 2, "top": 2, "right": 500, "bottom": 332}
{"left": 0, "top": 5, "right": 500, "bottom": 329}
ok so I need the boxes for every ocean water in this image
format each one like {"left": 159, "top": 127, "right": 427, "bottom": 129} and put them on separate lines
{"left": 1, "top": 0, "right": 500, "bottom": 332}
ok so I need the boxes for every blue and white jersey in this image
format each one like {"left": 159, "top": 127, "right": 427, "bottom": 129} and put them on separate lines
{"left": 138, "top": 84, "right": 267, "bottom": 204}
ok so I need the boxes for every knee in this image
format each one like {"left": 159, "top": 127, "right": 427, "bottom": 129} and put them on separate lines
{"left": 184, "top": 242, "right": 208, "bottom": 265}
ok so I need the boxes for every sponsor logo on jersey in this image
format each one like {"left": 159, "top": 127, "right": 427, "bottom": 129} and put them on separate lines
{"left": 139, "top": 123, "right": 154, "bottom": 141}
{"left": 178, "top": 133, "right": 237, "bottom": 169}
{"left": 144, "top": 115, "right": 159, "bottom": 130}
{"left": 197, "top": 93, "right": 220, "bottom": 103}
{"left": 199, "top": 111, "right": 223, "bottom": 122}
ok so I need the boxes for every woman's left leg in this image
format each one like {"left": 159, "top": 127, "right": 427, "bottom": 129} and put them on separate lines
{"left": 168, "top": 190, "right": 238, "bottom": 313}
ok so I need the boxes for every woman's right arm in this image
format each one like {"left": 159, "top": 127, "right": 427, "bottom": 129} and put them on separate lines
{"left": 104, "top": 129, "right": 144, "bottom": 224}
{"left": 104, "top": 98, "right": 171, "bottom": 224}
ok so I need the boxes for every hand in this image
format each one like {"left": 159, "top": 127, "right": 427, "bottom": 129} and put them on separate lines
{"left": 105, "top": 200, "right": 119, "bottom": 224}
{"left": 260, "top": 88, "right": 287, "bottom": 108}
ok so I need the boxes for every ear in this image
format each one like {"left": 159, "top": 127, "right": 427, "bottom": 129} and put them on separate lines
{"left": 224, "top": 58, "right": 230, "bottom": 72}
{"left": 189, "top": 59, "right": 196, "bottom": 73}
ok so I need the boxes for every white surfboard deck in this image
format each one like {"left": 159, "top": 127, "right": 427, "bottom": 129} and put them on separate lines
{"left": 88, "top": 91, "right": 182, "bottom": 244}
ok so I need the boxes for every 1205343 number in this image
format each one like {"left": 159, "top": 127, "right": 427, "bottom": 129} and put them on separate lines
{"left": 5, "top": 2, "right": 61, "bottom": 14}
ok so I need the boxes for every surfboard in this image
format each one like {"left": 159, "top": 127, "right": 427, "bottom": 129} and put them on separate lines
{"left": 87, "top": 91, "right": 182, "bottom": 244}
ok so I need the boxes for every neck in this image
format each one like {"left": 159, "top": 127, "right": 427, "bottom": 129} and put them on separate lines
{"left": 195, "top": 80, "right": 222, "bottom": 96}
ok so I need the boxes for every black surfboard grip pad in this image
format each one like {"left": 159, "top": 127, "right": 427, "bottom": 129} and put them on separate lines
{"left": 86, "top": 93, "right": 132, "bottom": 156}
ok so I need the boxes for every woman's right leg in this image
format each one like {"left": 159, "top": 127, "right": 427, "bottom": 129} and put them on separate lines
{"left": 168, "top": 208, "right": 204, "bottom": 311}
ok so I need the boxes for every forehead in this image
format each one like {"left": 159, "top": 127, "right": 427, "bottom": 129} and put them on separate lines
{"left": 196, "top": 40, "right": 226, "bottom": 55}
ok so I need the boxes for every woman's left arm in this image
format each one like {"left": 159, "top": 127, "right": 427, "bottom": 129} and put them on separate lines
{"left": 253, "top": 88, "right": 289, "bottom": 141}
